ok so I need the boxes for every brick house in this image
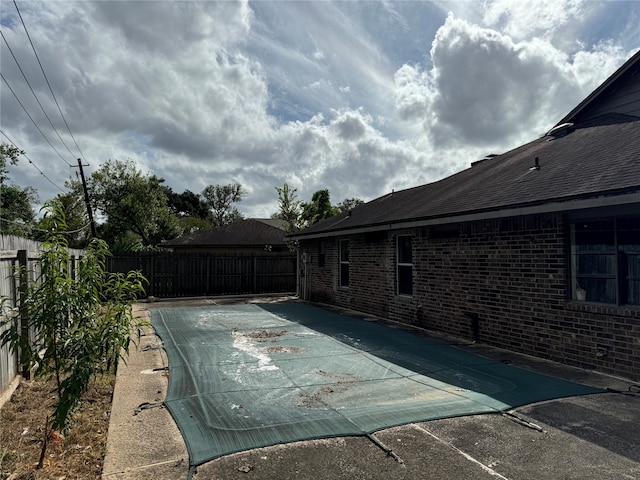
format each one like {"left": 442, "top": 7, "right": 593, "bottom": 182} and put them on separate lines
{"left": 289, "top": 50, "right": 640, "bottom": 381}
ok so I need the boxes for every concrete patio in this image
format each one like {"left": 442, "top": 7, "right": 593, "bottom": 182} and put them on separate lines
{"left": 102, "top": 298, "right": 640, "bottom": 480}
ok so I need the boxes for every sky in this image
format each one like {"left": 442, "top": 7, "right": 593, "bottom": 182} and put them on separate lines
{"left": 1, "top": 0, "right": 639, "bottom": 220}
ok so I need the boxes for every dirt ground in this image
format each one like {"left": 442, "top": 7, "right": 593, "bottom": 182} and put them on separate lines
{"left": 0, "top": 297, "right": 254, "bottom": 480}
{"left": 0, "top": 374, "right": 115, "bottom": 480}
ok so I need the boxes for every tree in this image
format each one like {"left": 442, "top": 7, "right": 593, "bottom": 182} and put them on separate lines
{"left": 0, "top": 144, "right": 37, "bottom": 237}
{"left": 73, "top": 159, "right": 180, "bottom": 249}
{"left": 164, "top": 187, "right": 209, "bottom": 219}
{"left": 337, "top": 197, "right": 364, "bottom": 213}
{"left": 34, "top": 192, "right": 90, "bottom": 248}
{"left": 302, "top": 189, "right": 339, "bottom": 225}
{"left": 0, "top": 184, "right": 38, "bottom": 236}
{"left": 164, "top": 187, "right": 212, "bottom": 235}
{"left": 273, "top": 183, "right": 304, "bottom": 233}
{"left": 0, "top": 143, "right": 23, "bottom": 180}
{"left": 273, "top": 187, "right": 352, "bottom": 230}
{"left": 0, "top": 201, "right": 146, "bottom": 467}
{"left": 201, "top": 183, "right": 246, "bottom": 228}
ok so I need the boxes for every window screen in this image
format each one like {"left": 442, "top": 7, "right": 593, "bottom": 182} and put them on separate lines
{"left": 397, "top": 236, "right": 412, "bottom": 296}
{"left": 340, "top": 239, "right": 349, "bottom": 287}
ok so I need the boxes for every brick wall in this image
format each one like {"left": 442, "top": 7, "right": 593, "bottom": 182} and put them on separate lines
{"left": 300, "top": 213, "right": 640, "bottom": 381}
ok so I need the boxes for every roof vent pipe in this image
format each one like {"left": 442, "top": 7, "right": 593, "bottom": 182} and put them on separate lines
{"left": 530, "top": 157, "right": 540, "bottom": 171}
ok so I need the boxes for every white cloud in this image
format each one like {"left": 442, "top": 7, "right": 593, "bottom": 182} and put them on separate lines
{"left": 570, "top": 43, "right": 636, "bottom": 92}
{"left": 1, "top": 1, "right": 638, "bottom": 222}
{"left": 392, "top": 13, "right": 631, "bottom": 151}
{"left": 482, "top": 0, "right": 586, "bottom": 41}
{"left": 394, "top": 64, "right": 434, "bottom": 123}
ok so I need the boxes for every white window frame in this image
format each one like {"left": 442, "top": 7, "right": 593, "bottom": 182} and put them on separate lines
{"left": 339, "top": 239, "right": 349, "bottom": 288}
{"left": 397, "top": 235, "right": 413, "bottom": 296}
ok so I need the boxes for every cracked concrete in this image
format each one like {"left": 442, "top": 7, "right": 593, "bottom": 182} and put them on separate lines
{"left": 103, "top": 298, "right": 640, "bottom": 480}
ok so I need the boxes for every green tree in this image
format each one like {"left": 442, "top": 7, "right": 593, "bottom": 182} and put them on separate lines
{"left": 201, "top": 183, "right": 246, "bottom": 228}
{"left": 336, "top": 197, "right": 364, "bottom": 213}
{"left": 0, "top": 143, "right": 23, "bottom": 180}
{"left": 0, "top": 144, "right": 37, "bottom": 237}
{"left": 34, "top": 192, "right": 90, "bottom": 248}
{"left": 273, "top": 183, "right": 304, "bottom": 233}
{"left": 0, "top": 202, "right": 146, "bottom": 466}
{"left": 164, "top": 187, "right": 209, "bottom": 219}
{"left": 164, "top": 187, "right": 212, "bottom": 235}
{"left": 302, "top": 189, "right": 339, "bottom": 225}
{"left": 0, "top": 184, "right": 38, "bottom": 236}
{"left": 73, "top": 159, "right": 180, "bottom": 249}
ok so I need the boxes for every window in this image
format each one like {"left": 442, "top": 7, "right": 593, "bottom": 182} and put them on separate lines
{"left": 571, "top": 218, "right": 640, "bottom": 305}
{"left": 397, "top": 235, "right": 413, "bottom": 296}
{"left": 339, "top": 239, "right": 349, "bottom": 287}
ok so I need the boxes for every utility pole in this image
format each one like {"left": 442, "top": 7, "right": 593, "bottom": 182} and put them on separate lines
{"left": 75, "top": 158, "right": 97, "bottom": 238}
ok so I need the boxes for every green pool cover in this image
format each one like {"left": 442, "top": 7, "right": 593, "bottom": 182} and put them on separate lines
{"left": 151, "top": 302, "right": 602, "bottom": 467}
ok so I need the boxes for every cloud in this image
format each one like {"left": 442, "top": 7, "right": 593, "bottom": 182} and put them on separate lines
{"left": 93, "top": 1, "right": 252, "bottom": 53}
{"left": 332, "top": 111, "right": 368, "bottom": 141}
{"left": 264, "top": 108, "right": 454, "bottom": 210}
{"left": 571, "top": 43, "right": 637, "bottom": 92}
{"left": 394, "top": 64, "right": 433, "bottom": 123}
{"left": 392, "top": 13, "right": 630, "bottom": 151}
{"left": 1, "top": 0, "right": 638, "bottom": 223}
{"left": 84, "top": 3, "right": 272, "bottom": 164}
{"left": 429, "top": 17, "right": 572, "bottom": 145}
{"left": 482, "top": 0, "right": 586, "bottom": 41}
{"left": 247, "top": 1, "right": 398, "bottom": 125}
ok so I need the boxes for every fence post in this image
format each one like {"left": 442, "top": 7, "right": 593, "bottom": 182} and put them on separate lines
{"left": 17, "top": 249, "right": 30, "bottom": 380}
{"left": 206, "top": 257, "right": 211, "bottom": 295}
{"left": 149, "top": 254, "right": 155, "bottom": 297}
{"left": 70, "top": 254, "right": 76, "bottom": 280}
{"left": 253, "top": 255, "right": 257, "bottom": 293}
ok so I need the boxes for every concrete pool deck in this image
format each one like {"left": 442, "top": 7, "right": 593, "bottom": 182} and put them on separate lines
{"left": 102, "top": 297, "right": 640, "bottom": 480}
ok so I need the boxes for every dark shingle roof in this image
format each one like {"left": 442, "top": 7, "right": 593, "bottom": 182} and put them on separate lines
{"left": 162, "top": 218, "right": 287, "bottom": 247}
{"left": 294, "top": 115, "right": 640, "bottom": 238}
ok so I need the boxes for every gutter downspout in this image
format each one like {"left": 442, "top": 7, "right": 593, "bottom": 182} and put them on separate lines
{"left": 300, "top": 251, "right": 309, "bottom": 300}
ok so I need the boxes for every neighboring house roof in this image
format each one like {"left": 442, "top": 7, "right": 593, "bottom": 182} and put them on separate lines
{"left": 252, "top": 218, "right": 289, "bottom": 229}
{"left": 162, "top": 218, "right": 288, "bottom": 248}
{"left": 291, "top": 51, "right": 640, "bottom": 240}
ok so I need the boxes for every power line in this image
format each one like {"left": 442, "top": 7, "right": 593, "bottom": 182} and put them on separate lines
{"left": 12, "top": 0, "right": 88, "bottom": 164}
{"left": 0, "top": 128, "right": 67, "bottom": 193}
{"left": 0, "top": 71, "right": 74, "bottom": 168}
{"left": 0, "top": 215, "right": 93, "bottom": 235}
{"left": 0, "top": 28, "right": 78, "bottom": 162}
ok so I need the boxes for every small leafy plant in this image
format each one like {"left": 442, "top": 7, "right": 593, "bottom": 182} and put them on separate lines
{"left": 0, "top": 201, "right": 147, "bottom": 467}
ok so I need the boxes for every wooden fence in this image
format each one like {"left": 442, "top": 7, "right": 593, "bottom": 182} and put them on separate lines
{"left": 106, "top": 252, "right": 297, "bottom": 298}
{"left": 1, "top": 244, "right": 296, "bottom": 400}
{"left": 0, "top": 235, "right": 84, "bottom": 400}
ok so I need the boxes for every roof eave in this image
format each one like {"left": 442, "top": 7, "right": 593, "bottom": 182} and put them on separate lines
{"left": 172, "top": 244, "right": 286, "bottom": 248}
{"left": 287, "top": 190, "right": 640, "bottom": 241}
